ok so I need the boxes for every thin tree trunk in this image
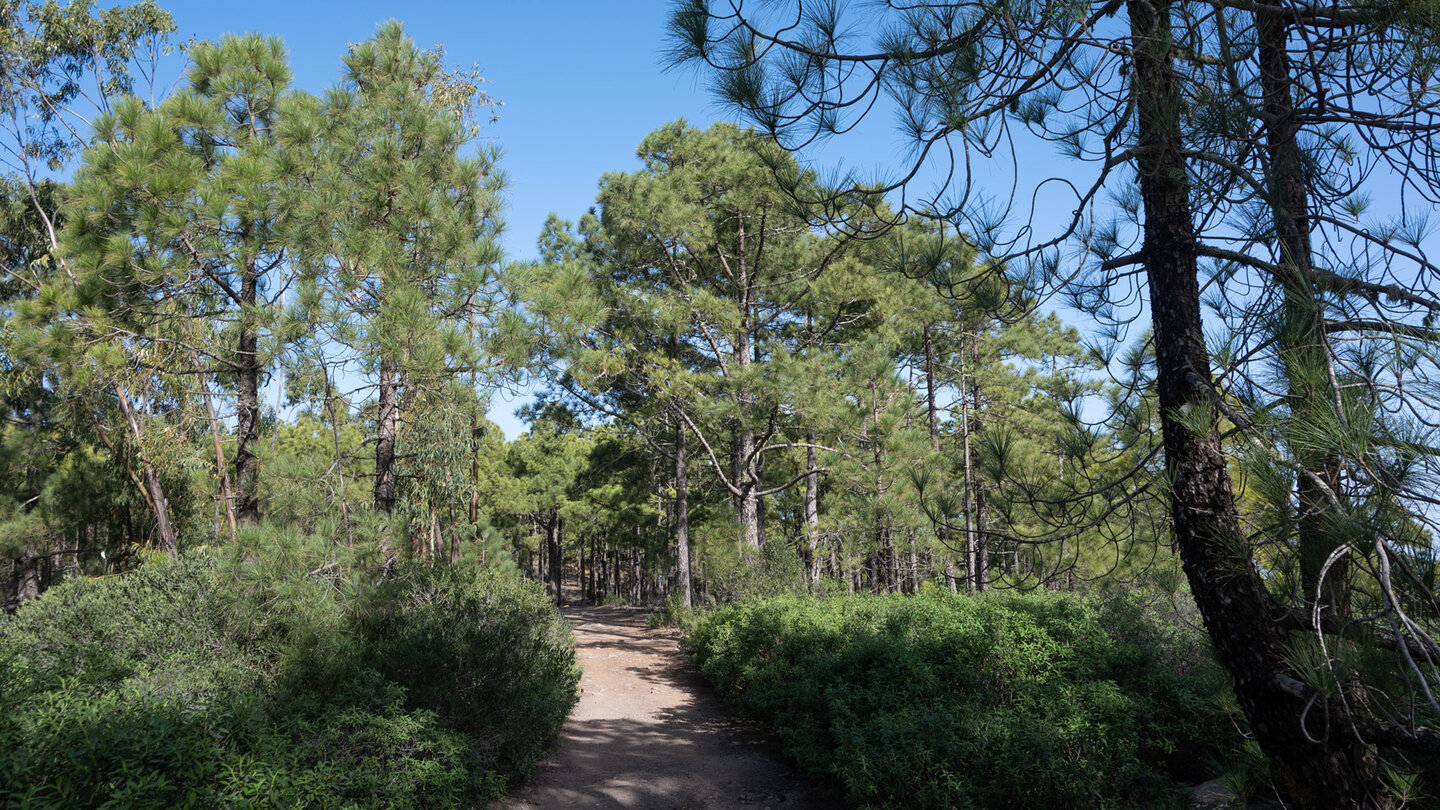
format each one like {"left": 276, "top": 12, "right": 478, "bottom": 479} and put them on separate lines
{"left": 959, "top": 339, "right": 977, "bottom": 593}
{"left": 324, "top": 369, "right": 354, "bottom": 544}
{"left": 805, "top": 435, "right": 820, "bottom": 584}
{"left": 194, "top": 354, "right": 237, "bottom": 541}
{"left": 675, "top": 420, "right": 694, "bottom": 608}
{"left": 923, "top": 322, "right": 951, "bottom": 581}
{"left": 115, "top": 384, "right": 177, "bottom": 556}
{"left": 970, "top": 350, "right": 989, "bottom": 592}
{"left": 449, "top": 506, "right": 461, "bottom": 563}
{"left": 548, "top": 513, "right": 564, "bottom": 605}
{"left": 733, "top": 281, "right": 763, "bottom": 550}
{"left": 907, "top": 532, "right": 919, "bottom": 594}
{"left": 374, "top": 357, "right": 399, "bottom": 513}
{"left": 1257, "top": 8, "right": 1347, "bottom": 621}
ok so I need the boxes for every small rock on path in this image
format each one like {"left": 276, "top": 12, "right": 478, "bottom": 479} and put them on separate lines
{"left": 497, "top": 604, "right": 841, "bottom": 810}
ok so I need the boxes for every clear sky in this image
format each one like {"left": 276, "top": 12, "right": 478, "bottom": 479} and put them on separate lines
{"left": 160, "top": 1, "right": 728, "bottom": 438}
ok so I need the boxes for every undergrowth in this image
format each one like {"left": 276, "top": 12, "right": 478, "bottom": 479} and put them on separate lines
{"left": 686, "top": 590, "right": 1233, "bottom": 810}
{"left": 0, "top": 525, "right": 579, "bottom": 809}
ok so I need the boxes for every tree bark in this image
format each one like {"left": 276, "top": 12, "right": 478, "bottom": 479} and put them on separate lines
{"left": 675, "top": 420, "right": 694, "bottom": 608}
{"left": 374, "top": 357, "right": 398, "bottom": 513}
{"left": 923, "top": 322, "right": 952, "bottom": 577}
{"left": 1257, "top": 7, "right": 1347, "bottom": 621}
{"left": 970, "top": 343, "right": 992, "bottom": 591}
{"left": 732, "top": 268, "right": 764, "bottom": 550}
{"left": 1129, "top": 1, "right": 1391, "bottom": 805}
{"left": 234, "top": 256, "right": 262, "bottom": 524}
{"left": 548, "top": 512, "right": 564, "bottom": 605}
{"left": 805, "top": 435, "right": 821, "bottom": 584}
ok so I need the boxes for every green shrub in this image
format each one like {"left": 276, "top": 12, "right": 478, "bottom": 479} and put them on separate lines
{"left": 350, "top": 563, "right": 582, "bottom": 778}
{"left": 0, "top": 531, "right": 579, "bottom": 809}
{"left": 686, "top": 591, "right": 1232, "bottom": 809}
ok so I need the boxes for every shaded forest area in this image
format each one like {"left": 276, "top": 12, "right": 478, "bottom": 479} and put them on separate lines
{"left": 3, "top": 0, "right": 1440, "bottom": 807}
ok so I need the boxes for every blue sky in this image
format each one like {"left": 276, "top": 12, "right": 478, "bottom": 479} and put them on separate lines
{"left": 162, "top": 1, "right": 728, "bottom": 438}
{"left": 167, "top": 2, "right": 721, "bottom": 262}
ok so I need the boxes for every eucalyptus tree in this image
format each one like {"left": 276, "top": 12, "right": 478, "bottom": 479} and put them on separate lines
{"left": 59, "top": 35, "right": 296, "bottom": 531}
{"left": 289, "top": 21, "right": 504, "bottom": 515}
{"left": 1, "top": 0, "right": 186, "bottom": 560}
{"left": 667, "top": 0, "right": 1440, "bottom": 804}
{"left": 0, "top": 0, "right": 179, "bottom": 583}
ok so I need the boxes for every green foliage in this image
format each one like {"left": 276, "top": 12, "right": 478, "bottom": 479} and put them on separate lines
{"left": 350, "top": 563, "right": 582, "bottom": 778}
{"left": 698, "top": 541, "right": 817, "bottom": 603}
{"left": 0, "top": 532, "right": 578, "bottom": 808}
{"left": 687, "top": 591, "right": 1233, "bottom": 809}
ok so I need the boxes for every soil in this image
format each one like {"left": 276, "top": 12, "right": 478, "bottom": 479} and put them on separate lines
{"left": 497, "top": 603, "right": 843, "bottom": 810}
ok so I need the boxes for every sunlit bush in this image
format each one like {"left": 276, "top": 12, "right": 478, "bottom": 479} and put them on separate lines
{"left": 0, "top": 530, "right": 578, "bottom": 808}
{"left": 687, "top": 590, "right": 1232, "bottom": 809}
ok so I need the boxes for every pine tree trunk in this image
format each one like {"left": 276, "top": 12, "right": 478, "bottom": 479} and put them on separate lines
{"left": 969, "top": 350, "right": 989, "bottom": 592}
{"left": 907, "top": 533, "right": 919, "bottom": 594}
{"left": 1129, "top": 2, "right": 1390, "bottom": 805}
{"left": 805, "top": 436, "right": 820, "bottom": 584}
{"left": 234, "top": 257, "right": 261, "bottom": 524}
{"left": 548, "top": 512, "right": 563, "bottom": 605}
{"left": 924, "top": 323, "right": 951, "bottom": 580}
{"left": 8, "top": 549, "right": 44, "bottom": 609}
{"left": 374, "top": 357, "right": 398, "bottom": 513}
{"left": 738, "top": 476, "right": 762, "bottom": 550}
{"left": 959, "top": 340, "right": 978, "bottom": 593}
{"left": 733, "top": 273, "right": 764, "bottom": 550}
{"left": 675, "top": 421, "right": 693, "bottom": 608}
{"left": 1257, "top": 8, "right": 1347, "bottom": 620}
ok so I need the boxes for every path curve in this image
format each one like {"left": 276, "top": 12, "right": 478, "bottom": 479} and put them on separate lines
{"left": 498, "top": 604, "right": 840, "bottom": 810}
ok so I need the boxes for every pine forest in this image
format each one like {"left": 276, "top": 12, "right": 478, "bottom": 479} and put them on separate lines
{"left": 3, "top": 2, "right": 1440, "bottom": 808}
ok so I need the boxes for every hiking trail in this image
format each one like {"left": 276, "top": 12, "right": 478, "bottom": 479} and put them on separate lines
{"left": 498, "top": 603, "right": 840, "bottom": 810}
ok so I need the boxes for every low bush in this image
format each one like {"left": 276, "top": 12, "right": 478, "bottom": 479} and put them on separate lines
{"left": 686, "top": 590, "right": 1233, "bottom": 809}
{"left": 0, "top": 531, "right": 579, "bottom": 809}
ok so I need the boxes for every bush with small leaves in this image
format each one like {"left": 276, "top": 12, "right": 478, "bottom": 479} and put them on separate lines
{"left": 686, "top": 591, "right": 1232, "bottom": 809}
{"left": 0, "top": 531, "right": 578, "bottom": 809}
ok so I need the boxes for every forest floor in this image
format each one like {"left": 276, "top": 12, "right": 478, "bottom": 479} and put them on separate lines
{"left": 497, "top": 601, "right": 843, "bottom": 810}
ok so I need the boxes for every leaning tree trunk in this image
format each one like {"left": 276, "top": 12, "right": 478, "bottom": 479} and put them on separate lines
{"left": 1128, "top": 1, "right": 1391, "bottom": 806}
{"left": 115, "top": 383, "right": 178, "bottom": 556}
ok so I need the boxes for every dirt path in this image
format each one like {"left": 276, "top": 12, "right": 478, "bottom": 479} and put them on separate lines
{"left": 498, "top": 604, "right": 841, "bottom": 810}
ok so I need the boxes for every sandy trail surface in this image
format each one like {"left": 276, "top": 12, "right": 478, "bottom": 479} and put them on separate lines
{"left": 498, "top": 604, "right": 841, "bottom": 810}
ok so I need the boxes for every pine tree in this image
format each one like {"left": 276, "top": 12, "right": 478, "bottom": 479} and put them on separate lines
{"left": 522, "top": 121, "right": 868, "bottom": 552}
{"left": 289, "top": 21, "right": 504, "bottom": 516}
